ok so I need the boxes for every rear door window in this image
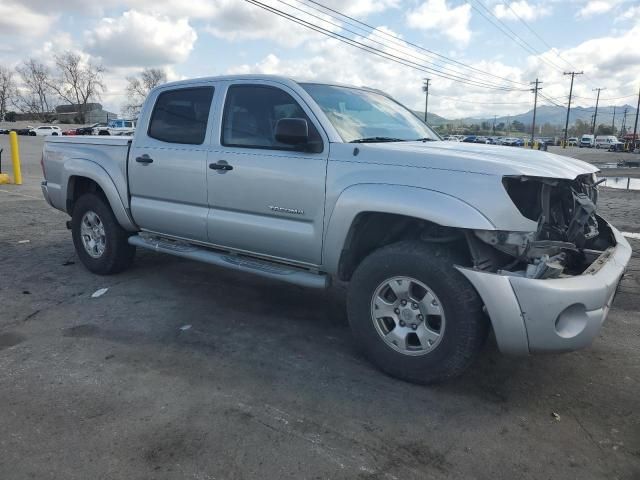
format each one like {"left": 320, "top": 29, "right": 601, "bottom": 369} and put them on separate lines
{"left": 148, "top": 87, "right": 215, "bottom": 145}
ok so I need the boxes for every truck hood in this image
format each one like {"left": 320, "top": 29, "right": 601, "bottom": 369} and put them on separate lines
{"left": 359, "top": 140, "right": 598, "bottom": 179}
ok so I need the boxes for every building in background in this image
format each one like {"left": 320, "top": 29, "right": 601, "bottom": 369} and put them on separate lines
{"left": 54, "top": 103, "right": 117, "bottom": 123}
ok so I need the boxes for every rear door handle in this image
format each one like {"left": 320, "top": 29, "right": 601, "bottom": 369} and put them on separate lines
{"left": 135, "top": 155, "right": 153, "bottom": 164}
{"left": 209, "top": 161, "right": 233, "bottom": 172}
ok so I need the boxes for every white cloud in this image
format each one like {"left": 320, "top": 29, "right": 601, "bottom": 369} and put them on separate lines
{"left": 493, "top": 1, "right": 552, "bottom": 21}
{"left": 576, "top": 0, "right": 619, "bottom": 18}
{"left": 0, "top": 1, "right": 56, "bottom": 37}
{"left": 85, "top": 10, "right": 197, "bottom": 67}
{"left": 406, "top": 0, "right": 472, "bottom": 45}
{"left": 617, "top": 4, "right": 640, "bottom": 21}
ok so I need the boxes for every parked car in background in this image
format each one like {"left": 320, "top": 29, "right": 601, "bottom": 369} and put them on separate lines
{"left": 580, "top": 134, "right": 595, "bottom": 148}
{"left": 501, "top": 137, "right": 524, "bottom": 147}
{"left": 462, "top": 135, "right": 477, "bottom": 143}
{"left": 40, "top": 74, "right": 631, "bottom": 385}
{"left": 30, "top": 126, "right": 62, "bottom": 136}
{"left": 94, "top": 119, "right": 136, "bottom": 136}
{"left": 76, "top": 123, "right": 100, "bottom": 135}
{"left": 62, "top": 129, "right": 78, "bottom": 136}
{"left": 9, "top": 126, "right": 35, "bottom": 135}
{"left": 567, "top": 137, "right": 579, "bottom": 146}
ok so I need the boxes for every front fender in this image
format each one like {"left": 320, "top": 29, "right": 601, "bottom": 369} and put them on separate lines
{"left": 62, "top": 158, "right": 137, "bottom": 231}
{"left": 322, "top": 183, "right": 495, "bottom": 274}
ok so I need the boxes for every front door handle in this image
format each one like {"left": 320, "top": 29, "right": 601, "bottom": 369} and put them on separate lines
{"left": 135, "top": 154, "right": 153, "bottom": 164}
{"left": 209, "top": 161, "right": 233, "bottom": 172}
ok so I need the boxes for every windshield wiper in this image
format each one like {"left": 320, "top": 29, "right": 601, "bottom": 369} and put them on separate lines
{"left": 415, "top": 137, "right": 437, "bottom": 142}
{"left": 349, "top": 136, "right": 407, "bottom": 143}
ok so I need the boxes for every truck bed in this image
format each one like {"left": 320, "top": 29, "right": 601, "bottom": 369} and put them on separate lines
{"left": 42, "top": 135, "right": 132, "bottom": 216}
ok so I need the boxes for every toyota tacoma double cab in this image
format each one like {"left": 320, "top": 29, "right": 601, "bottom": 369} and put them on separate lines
{"left": 41, "top": 75, "right": 632, "bottom": 384}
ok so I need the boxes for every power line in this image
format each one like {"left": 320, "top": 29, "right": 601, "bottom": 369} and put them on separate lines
{"left": 245, "top": 0, "right": 527, "bottom": 91}
{"left": 466, "top": 0, "right": 567, "bottom": 74}
{"left": 501, "top": 2, "right": 599, "bottom": 87}
{"left": 572, "top": 93, "right": 638, "bottom": 101}
{"left": 278, "top": 0, "right": 523, "bottom": 89}
{"left": 538, "top": 92, "right": 565, "bottom": 108}
{"left": 430, "top": 94, "right": 532, "bottom": 105}
{"left": 297, "top": 0, "right": 529, "bottom": 87}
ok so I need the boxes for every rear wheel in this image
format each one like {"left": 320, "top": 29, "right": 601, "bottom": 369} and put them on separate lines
{"left": 347, "top": 241, "right": 488, "bottom": 384}
{"left": 71, "top": 193, "right": 135, "bottom": 275}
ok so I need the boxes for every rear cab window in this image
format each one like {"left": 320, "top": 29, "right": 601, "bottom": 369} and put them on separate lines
{"left": 148, "top": 87, "right": 215, "bottom": 145}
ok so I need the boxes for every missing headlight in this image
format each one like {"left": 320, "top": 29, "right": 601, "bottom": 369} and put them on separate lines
{"left": 502, "top": 174, "right": 599, "bottom": 247}
{"left": 468, "top": 174, "right": 613, "bottom": 279}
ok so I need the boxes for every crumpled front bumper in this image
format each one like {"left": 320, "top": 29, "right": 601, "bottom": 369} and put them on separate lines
{"left": 457, "top": 224, "right": 632, "bottom": 355}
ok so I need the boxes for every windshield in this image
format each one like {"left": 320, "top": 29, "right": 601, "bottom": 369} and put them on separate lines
{"left": 301, "top": 83, "right": 440, "bottom": 143}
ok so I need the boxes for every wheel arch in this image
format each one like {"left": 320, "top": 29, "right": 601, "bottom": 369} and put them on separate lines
{"left": 323, "top": 184, "right": 496, "bottom": 280}
{"left": 63, "top": 159, "right": 137, "bottom": 231}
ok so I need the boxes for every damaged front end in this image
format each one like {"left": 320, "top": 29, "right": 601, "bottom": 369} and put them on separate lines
{"left": 468, "top": 173, "right": 616, "bottom": 279}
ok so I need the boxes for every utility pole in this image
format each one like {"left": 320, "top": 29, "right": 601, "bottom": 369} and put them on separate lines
{"left": 591, "top": 87, "right": 605, "bottom": 134}
{"left": 507, "top": 115, "right": 511, "bottom": 135}
{"left": 492, "top": 115, "right": 496, "bottom": 135}
{"left": 530, "top": 78, "right": 542, "bottom": 147}
{"left": 612, "top": 106, "right": 616, "bottom": 134}
{"left": 563, "top": 71, "right": 583, "bottom": 148}
{"left": 621, "top": 107, "right": 628, "bottom": 135}
{"left": 633, "top": 85, "right": 640, "bottom": 147}
{"left": 422, "top": 78, "right": 431, "bottom": 123}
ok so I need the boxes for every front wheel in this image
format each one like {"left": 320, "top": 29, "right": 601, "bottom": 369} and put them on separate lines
{"left": 71, "top": 193, "right": 136, "bottom": 275}
{"left": 347, "top": 241, "right": 488, "bottom": 384}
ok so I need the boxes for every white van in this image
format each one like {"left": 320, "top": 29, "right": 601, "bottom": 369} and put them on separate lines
{"left": 595, "top": 135, "right": 622, "bottom": 150}
{"left": 579, "top": 134, "right": 595, "bottom": 148}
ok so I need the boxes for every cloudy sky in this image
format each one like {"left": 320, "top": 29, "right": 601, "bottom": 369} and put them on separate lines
{"left": 1, "top": 0, "right": 639, "bottom": 119}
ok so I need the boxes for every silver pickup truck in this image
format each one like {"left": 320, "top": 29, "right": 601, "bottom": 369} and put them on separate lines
{"left": 41, "top": 75, "right": 632, "bottom": 384}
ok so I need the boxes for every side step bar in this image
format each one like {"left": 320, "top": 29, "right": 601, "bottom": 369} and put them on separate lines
{"left": 128, "top": 234, "right": 329, "bottom": 289}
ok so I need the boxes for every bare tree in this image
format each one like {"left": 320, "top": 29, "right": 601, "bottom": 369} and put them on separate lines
{"left": 0, "top": 66, "right": 16, "bottom": 121}
{"left": 49, "top": 51, "right": 105, "bottom": 123}
{"left": 15, "top": 59, "right": 55, "bottom": 121}
{"left": 124, "top": 68, "right": 167, "bottom": 117}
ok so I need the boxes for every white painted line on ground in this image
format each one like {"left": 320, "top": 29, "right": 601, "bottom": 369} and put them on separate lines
{"left": 622, "top": 232, "right": 640, "bottom": 239}
{"left": 0, "top": 189, "right": 41, "bottom": 200}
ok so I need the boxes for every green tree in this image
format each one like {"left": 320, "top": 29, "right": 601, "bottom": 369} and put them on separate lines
{"left": 595, "top": 124, "right": 613, "bottom": 135}
{"left": 512, "top": 120, "right": 525, "bottom": 132}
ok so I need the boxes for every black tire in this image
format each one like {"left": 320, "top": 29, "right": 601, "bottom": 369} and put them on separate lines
{"left": 71, "top": 193, "right": 135, "bottom": 275}
{"left": 347, "top": 241, "right": 488, "bottom": 384}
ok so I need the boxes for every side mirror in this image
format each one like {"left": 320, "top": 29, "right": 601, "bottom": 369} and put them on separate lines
{"left": 275, "top": 118, "right": 309, "bottom": 146}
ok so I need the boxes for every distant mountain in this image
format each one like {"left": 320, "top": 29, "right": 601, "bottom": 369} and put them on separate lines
{"left": 412, "top": 110, "right": 448, "bottom": 126}
{"left": 417, "top": 104, "right": 638, "bottom": 128}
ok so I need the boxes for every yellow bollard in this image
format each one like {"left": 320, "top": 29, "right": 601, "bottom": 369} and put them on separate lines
{"left": 9, "top": 131, "right": 22, "bottom": 185}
